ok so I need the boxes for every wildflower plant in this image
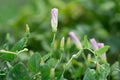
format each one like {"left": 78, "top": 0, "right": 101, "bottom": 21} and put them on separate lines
{"left": 0, "top": 7, "right": 118, "bottom": 80}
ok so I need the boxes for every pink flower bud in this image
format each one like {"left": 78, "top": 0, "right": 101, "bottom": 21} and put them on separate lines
{"left": 51, "top": 8, "right": 58, "bottom": 32}
{"left": 97, "top": 43, "right": 104, "bottom": 48}
{"left": 90, "top": 38, "right": 107, "bottom": 62}
{"left": 69, "top": 32, "right": 82, "bottom": 49}
{"left": 98, "top": 43, "right": 106, "bottom": 61}
{"left": 90, "top": 38, "right": 99, "bottom": 50}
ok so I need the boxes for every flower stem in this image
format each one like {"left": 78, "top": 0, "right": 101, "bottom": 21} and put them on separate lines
{"left": 51, "top": 32, "right": 56, "bottom": 48}
{"left": 61, "top": 49, "right": 83, "bottom": 78}
{"left": 81, "top": 52, "right": 87, "bottom": 66}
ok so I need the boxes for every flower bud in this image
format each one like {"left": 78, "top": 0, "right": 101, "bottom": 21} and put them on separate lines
{"left": 50, "top": 68, "right": 55, "bottom": 78}
{"left": 90, "top": 38, "right": 99, "bottom": 50}
{"left": 26, "top": 24, "right": 30, "bottom": 37}
{"left": 66, "top": 37, "right": 71, "bottom": 49}
{"left": 96, "top": 63, "right": 100, "bottom": 72}
{"left": 97, "top": 43, "right": 104, "bottom": 48}
{"left": 87, "top": 54, "right": 91, "bottom": 66}
{"left": 26, "top": 24, "right": 30, "bottom": 33}
{"left": 69, "top": 32, "right": 82, "bottom": 50}
{"left": 90, "top": 38, "right": 107, "bottom": 62}
{"left": 53, "top": 40, "right": 57, "bottom": 50}
{"left": 98, "top": 43, "right": 107, "bottom": 62}
{"left": 87, "top": 54, "right": 91, "bottom": 62}
{"left": 40, "top": 58, "right": 45, "bottom": 65}
{"left": 51, "top": 8, "right": 58, "bottom": 33}
{"left": 60, "top": 37, "right": 65, "bottom": 51}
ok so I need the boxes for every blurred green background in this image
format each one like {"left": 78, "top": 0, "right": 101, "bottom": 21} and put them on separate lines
{"left": 0, "top": 0, "right": 120, "bottom": 64}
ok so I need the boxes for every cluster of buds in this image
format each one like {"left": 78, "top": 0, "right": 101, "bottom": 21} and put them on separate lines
{"left": 90, "top": 38, "right": 107, "bottom": 62}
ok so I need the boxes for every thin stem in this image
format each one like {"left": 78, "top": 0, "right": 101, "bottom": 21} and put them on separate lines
{"left": 0, "top": 48, "right": 28, "bottom": 56}
{"left": 54, "top": 49, "right": 65, "bottom": 78}
{"left": 49, "top": 32, "right": 57, "bottom": 58}
{"left": 17, "top": 48, "right": 28, "bottom": 54}
{"left": 65, "top": 55, "right": 75, "bottom": 67}
{"left": 74, "top": 49, "right": 83, "bottom": 59}
{"left": 0, "top": 50, "right": 17, "bottom": 55}
{"left": 51, "top": 32, "right": 56, "bottom": 48}
{"left": 82, "top": 52, "right": 87, "bottom": 61}
{"left": 86, "top": 48, "right": 99, "bottom": 64}
{"left": 86, "top": 48, "right": 96, "bottom": 56}
{"left": 54, "top": 54, "right": 62, "bottom": 69}
{"left": 61, "top": 49, "right": 82, "bottom": 78}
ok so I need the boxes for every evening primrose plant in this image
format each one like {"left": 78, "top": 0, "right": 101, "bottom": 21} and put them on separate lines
{"left": 0, "top": 8, "right": 118, "bottom": 80}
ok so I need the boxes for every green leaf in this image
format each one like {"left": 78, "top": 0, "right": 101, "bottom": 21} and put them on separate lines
{"left": 83, "top": 35, "right": 89, "bottom": 49}
{"left": 11, "top": 37, "right": 28, "bottom": 52}
{"left": 73, "top": 67, "right": 83, "bottom": 79}
{"left": 40, "top": 64, "right": 50, "bottom": 80}
{"left": 95, "top": 46, "right": 110, "bottom": 57}
{"left": 99, "top": 63, "right": 110, "bottom": 80}
{"left": 28, "top": 52, "right": 41, "bottom": 73}
{"left": 11, "top": 27, "right": 30, "bottom": 52}
{"left": 46, "top": 58, "right": 57, "bottom": 68}
{"left": 111, "top": 62, "right": 119, "bottom": 80}
{"left": 6, "top": 63, "right": 30, "bottom": 80}
{"left": 83, "top": 68, "right": 97, "bottom": 80}
{"left": 43, "top": 53, "right": 51, "bottom": 61}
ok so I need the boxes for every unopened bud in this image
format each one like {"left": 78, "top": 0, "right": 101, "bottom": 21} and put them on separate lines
{"left": 87, "top": 54, "right": 91, "bottom": 66}
{"left": 53, "top": 40, "right": 57, "bottom": 50}
{"left": 98, "top": 43, "right": 107, "bottom": 62}
{"left": 90, "top": 38, "right": 107, "bottom": 62}
{"left": 96, "top": 63, "right": 100, "bottom": 72}
{"left": 69, "top": 32, "right": 82, "bottom": 50}
{"left": 66, "top": 37, "right": 71, "bottom": 49}
{"left": 26, "top": 24, "right": 30, "bottom": 33}
{"left": 51, "top": 8, "right": 58, "bottom": 33}
{"left": 87, "top": 54, "right": 91, "bottom": 62}
{"left": 90, "top": 38, "right": 99, "bottom": 50}
{"left": 60, "top": 37, "right": 65, "bottom": 51}
{"left": 50, "top": 68, "right": 55, "bottom": 78}
{"left": 40, "top": 58, "right": 44, "bottom": 65}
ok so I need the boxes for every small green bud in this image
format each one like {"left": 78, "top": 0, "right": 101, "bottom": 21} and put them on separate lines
{"left": 26, "top": 24, "right": 30, "bottom": 33}
{"left": 50, "top": 68, "right": 55, "bottom": 78}
{"left": 60, "top": 37, "right": 65, "bottom": 51}
{"left": 96, "top": 63, "right": 100, "bottom": 72}
{"left": 66, "top": 37, "right": 71, "bottom": 49}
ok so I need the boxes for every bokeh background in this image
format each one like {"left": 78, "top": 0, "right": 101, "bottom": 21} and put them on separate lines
{"left": 0, "top": 0, "right": 120, "bottom": 65}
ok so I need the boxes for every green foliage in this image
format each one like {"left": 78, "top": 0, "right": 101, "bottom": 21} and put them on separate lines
{"left": 40, "top": 64, "right": 50, "bottom": 80}
{"left": 28, "top": 53, "right": 41, "bottom": 73}
{"left": 83, "top": 63, "right": 110, "bottom": 80}
{"left": 0, "top": 0, "right": 120, "bottom": 80}
{"left": 0, "top": 26, "right": 112, "bottom": 80}
{"left": 99, "top": 63, "right": 110, "bottom": 80}
{"left": 111, "top": 62, "right": 120, "bottom": 80}
{"left": 83, "top": 35, "right": 89, "bottom": 49}
{"left": 95, "top": 46, "right": 110, "bottom": 57}
{"left": 6, "top": 63, "right": 30, "bottom": 80}
{"left": 83, "top": 68, "right": 96, "bottom": 80}
{"left": 0, "top": 50, "right": 16, "bottom": 61}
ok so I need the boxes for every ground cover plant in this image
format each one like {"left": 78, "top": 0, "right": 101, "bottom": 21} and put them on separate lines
{"left": 0, "top": 7, "right": 120, "bottom": 80}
